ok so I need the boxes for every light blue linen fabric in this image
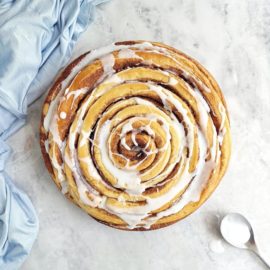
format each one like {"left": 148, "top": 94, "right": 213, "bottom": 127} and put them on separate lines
{"left": 0, "top": 0, "right": 108, "bottom": 269}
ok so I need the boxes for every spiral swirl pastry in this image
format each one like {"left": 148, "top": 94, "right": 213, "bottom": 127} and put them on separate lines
{"left": 40, "top": 41, "right": 231, "bottom": 230}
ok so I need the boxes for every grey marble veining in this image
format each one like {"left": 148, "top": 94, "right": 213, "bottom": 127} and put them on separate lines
{"left": 5, "top": 0, "right": 270, "bottom": 269}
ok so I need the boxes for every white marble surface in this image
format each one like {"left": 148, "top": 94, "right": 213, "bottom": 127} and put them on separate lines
{"left": 5, "top": 0, "right": 270, "bottom": 269}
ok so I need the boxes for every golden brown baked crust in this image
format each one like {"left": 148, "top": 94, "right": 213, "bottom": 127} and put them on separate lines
{"left": 40, "top": 40, "right": 231, "bottom": 230}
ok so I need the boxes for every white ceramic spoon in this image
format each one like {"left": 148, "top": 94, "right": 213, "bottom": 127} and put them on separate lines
{"left": 220, "top": 213, "right": 270, "bottom": 268}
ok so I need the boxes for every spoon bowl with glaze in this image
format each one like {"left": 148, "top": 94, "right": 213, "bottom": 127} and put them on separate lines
{"left": 220, "top": 213, "right": 270, "bottom": 268}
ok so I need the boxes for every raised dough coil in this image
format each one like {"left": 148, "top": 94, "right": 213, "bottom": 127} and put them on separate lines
{"left": 40, "top": 41, "right": 231, "bottom": 230}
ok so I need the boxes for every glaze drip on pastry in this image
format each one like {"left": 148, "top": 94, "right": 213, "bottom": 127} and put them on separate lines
{"left": 40, "top": 41, "right": 231, "bottom": 230}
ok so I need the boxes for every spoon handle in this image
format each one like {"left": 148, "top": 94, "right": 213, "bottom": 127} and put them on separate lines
{"left": 252, "top": 249, "right": 270, "bottom": 269}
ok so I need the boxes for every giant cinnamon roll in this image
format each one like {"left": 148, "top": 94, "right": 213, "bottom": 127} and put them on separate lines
{"left": 40, "top": 41, "right": 231, "bottom": 230}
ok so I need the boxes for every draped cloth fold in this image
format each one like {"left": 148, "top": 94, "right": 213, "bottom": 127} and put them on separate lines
{"left": 0, "top": 0, "right": 108, "bottom": 268}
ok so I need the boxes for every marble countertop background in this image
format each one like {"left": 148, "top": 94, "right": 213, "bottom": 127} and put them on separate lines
{"left": 5, "top": 0, "right": 270, "bottom": 269}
